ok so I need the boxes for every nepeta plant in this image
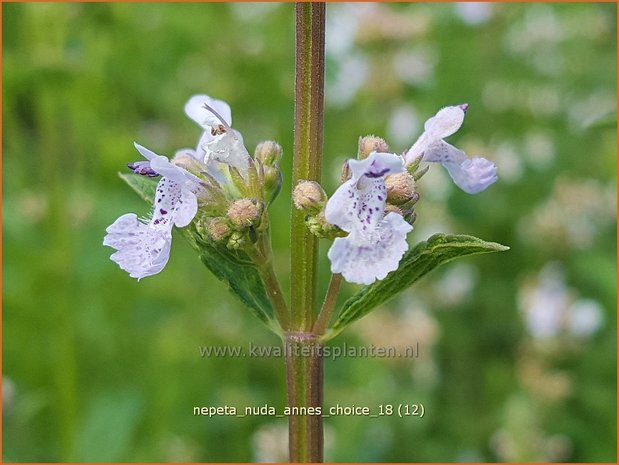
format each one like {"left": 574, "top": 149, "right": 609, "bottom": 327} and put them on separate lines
{"left": 103, "top": 4, "right": 507, "bottom": 462}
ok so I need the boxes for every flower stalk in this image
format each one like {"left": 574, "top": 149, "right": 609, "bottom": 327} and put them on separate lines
{"left": 313, "top": 273, "right": 343, "bottom": 336}
{"left": 246, "top": 228, "right": 290, "bottom": 330}
{"left": 288, "top": 2, "right": 326, "bottom": 462}
{"left": 290, "top": 1, "right": 326, "bottom": 331}
{"left": 285, "top": 332, "right": 324, "bottom": 463}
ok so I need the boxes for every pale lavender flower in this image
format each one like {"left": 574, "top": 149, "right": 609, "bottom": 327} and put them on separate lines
{"left": 325, "top": 152, "right": 413, "bottom": 285}
{"left": 405, "top": 104, "right": 498, "bottom": 194}
{"left": 104, "top": 94, "right": 257, "bottom": 279}
{"left": 103, "top": 143, "right": 200, "bottom": 280}
{"left": 182, "top": 94, "right": 251, "bottom": 177}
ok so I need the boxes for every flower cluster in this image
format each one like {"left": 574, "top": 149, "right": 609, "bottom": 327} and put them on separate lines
{"left": 106, "top": 99, "right": 496, "bottom": 287}
{"left": 104, "top": 95, "right": 282, "bottom": 279}
{"left": 294, "top": 104, "right": 497, "bottom": 285}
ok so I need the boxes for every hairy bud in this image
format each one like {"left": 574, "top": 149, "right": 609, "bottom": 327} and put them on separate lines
{"left": 255, "top": 140, "right": 283, "bottom": 166}
{"left": 172, "top": 153, "right": 204, "bottom": 176}
{"left": 385, "top": 172, "right": 416, "bottom": 205}
{"left": 292, "top": 181, "right": 327, "bottom": 213}
{"left": 205, "top": 217, "right": 232, "bottom": 242}
{"left": 227, "top": 199, "right": 263, "bottom": 229}
{"left": 384, "top": 204, "right": 404, "bottom": 216}
{"left": 358, "top": 135, "right": 389, "bottom": 159}
{"left": 305, "top": 212, "right": 345, "bottom": 239}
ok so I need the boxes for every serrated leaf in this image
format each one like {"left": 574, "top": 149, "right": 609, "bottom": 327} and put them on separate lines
{"left": 119, "top": 172, "right": 280, "bottom": 334}
{"left": 326, "top": 234, "right": 509, "bottom": 340}
{"left": 184, "top": 227, "right": 278, "bottom": 333}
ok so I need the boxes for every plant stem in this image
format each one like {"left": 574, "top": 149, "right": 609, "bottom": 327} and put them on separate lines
{"left": 290, "top": 1, "right": 326, "bottom": 331}
{"left": 247, "top": 233, "right": 290, "bottom": 330}
{"left": 285, "top": 332, "right": 324, "bottom": 462}
{"left": 313, "top": 273, "right": 343, "bottom": 336}
{"left": 288, "top": 3, "right": 326, "bottom": 462}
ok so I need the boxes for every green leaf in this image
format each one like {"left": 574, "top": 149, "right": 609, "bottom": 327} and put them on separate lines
{"left": 326, "top": 234, "right": 509, "bottom": 340}
{"left": 118, "top": 172, "right": 158, "bottom": 203}
{"left": 118, "top": 173, "right": 280, "bottom": 334}
{"left": 184, "top": 227, "right": 279, "bottom": 334}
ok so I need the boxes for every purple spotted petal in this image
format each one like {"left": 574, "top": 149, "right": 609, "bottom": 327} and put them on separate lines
{"left": 328, "top": 213, "right": 412, "bottom": 285}
{"left": 325, "top": 152, "right": 411, "bottom": 284}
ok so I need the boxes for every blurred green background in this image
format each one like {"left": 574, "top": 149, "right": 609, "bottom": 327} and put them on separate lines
{"left": 3, "top": 2, "right": 616, "bottom": 462}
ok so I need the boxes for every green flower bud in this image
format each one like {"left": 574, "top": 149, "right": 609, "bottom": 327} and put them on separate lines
{"left": 263, "top": 165, "right": 282, "bottom": 203}
{"left": 305, "top": 212, "right": 346, "bottom": 239}
{"left": 254, "top": 140, "right": 283, "bottom": 166}
{"left": 227, "top": 198, "right": 263, "bottom": 229}
{"left": 385, "top": 172, "right": 416, "bottom": 205}
{"left": 292, "top": 181, "right": 327, "bottom": 214}
{"left": 226, "top": 231, "right": 246, "bottom": 250}
{"left": 358, "top": 135, "right": 389, "bottom": 159}
{"left": 402, "top": 207, "right": 417, "bottom": 225}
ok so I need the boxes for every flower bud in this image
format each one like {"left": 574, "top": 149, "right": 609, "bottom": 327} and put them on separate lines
{"left": 384, "top": 204, "right": 403, "bottom": 216}
{"left": 227, "top": 198, "right": 263, "bottom": 229}
{"left": 226, "top": 231, "right": 246, "bottom": 250}
{"left": 341, "top": 161, "right": 352, "bottom": 182}
{"left": 358, "top": 135, "right": 389, "bottom": 159}
{"left": 205, "top": 217, "right": 232, "bottom": 242}
{"left": 385, "top": 172, "right": 416, "bottom": 205}
{"left": 172, "top": 153, "right": 204, "bottom": 176}
{"left": 292, "top": 181, "right": 327, "bottom": 214}
{"left": 255, "top": 141, "right": 283, "bottom": 166}
{"left": 401, "top": 206, "right": 417, "bottom": 225}
{"left": 263, "top": 165, "right": 282, "bottom": 203}
{"left": 305, "top": 212, "right": 345, "bottom": 239}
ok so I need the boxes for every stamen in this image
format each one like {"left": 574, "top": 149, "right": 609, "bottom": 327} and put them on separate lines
{"left": 202, "top": 102, "right": 232, "bottom": 131}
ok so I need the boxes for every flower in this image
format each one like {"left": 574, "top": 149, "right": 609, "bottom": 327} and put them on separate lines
{"left": 104, "top": 143, "right": 200, "bottom": 280}
{"left": 404, "top": 104, "right": 498, "bottom": 194}
{"left": 104, "top": 94, "right": 264, "bottom": 280}
{"left": 325, "top": 152, "right": 413, "bottom": 285}
{"left": 182, "top": 94, "right": 251, "bottom": 178}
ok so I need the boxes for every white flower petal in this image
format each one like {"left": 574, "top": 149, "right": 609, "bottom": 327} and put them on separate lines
{"left": 133, "top": 142, "right": 160, "bottom": 161}
{"left": 404, "top": 105, "right": 466, "bottom": 164}
{"left": 134, "top": 142, "right": 189, "bottom": 184}
{"left": 348, "top": 152, "right": 405, "bottom": 183}
{"left": 328, "top": 213, "right": 412, "bottom": 285}
{"left": 442, "top": 157, "right": 498, "bottom": 194}
{"left": 423, "top": 105, "right": 465, "bottom": 140}
{"left": 185, "top": 94, "right": 232, "bottom": 129}
{"left": 325, "top": 152, "right": 411, "bottom": 285}
{"left": 204, "top": 130, "right": 251, "bottom": 176}
{"left": 136, "top": 144, "right": 202, "bottom": 187}
{"left": 151, "top": 177, "right": 198, "bottom": 228}
{"left": 149, "top": 155, "right": 190, "bottom": 184}
{"left": 103, "top": 213, "right": 172, "bottom": 280}
{"left": 324, "top": 178, "right": 358, "bottom": 232}
{"left": 422, "top": 140, "right": 467, "bottom": 164}
{"left": 173, "top": 189, "right": 198, "bottom": 228}
{"left": 325, "top": 152, "right": 403, "bottom": 233}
